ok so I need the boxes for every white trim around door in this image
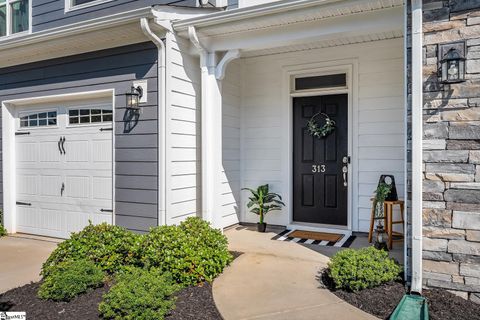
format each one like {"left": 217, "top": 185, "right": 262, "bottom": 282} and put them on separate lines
{"left": 282, "top": 60, "right": 358, "bottom": 236}
{"left": 2, "top": 89, "right": 115, "bottom": 237}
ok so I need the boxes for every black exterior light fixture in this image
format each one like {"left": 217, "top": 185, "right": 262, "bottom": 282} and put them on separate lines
{"left": 126, "top": 85, "right": 143, "bottom": 110}
{"left": 439, "top": 42, "right": 466, "bottom": 84}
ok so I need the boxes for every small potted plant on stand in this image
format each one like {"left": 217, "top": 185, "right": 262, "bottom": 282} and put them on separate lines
{"left": 374, "top": 182, "right": 392, "bottom": 251}
{"left": 243, "top": 184, "right": 285, "bottom": 232}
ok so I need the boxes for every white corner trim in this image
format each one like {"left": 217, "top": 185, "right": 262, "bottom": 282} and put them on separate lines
{"left": 2, "top": 103, "right": 16, "bottom": 233}
{"left": 410, "top": 0, "right": 423, "bottom": 294}
{"left": 216, "top": 49, "right": 241, "bottom": 80}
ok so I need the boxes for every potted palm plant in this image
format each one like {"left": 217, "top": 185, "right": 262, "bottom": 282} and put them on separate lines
{"left": 242, "top": 184, "right": 285, "bottom": 232}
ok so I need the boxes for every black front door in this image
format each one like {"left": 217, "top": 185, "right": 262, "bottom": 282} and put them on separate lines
{"left": 293, "top": 94, "right": 348, "bottom": 226}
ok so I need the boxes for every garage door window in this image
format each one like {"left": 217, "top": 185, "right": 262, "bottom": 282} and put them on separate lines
{"left": 20, "top": 111, "right": 57, "bottom": 127}
{"left": 69, "top": 108, "right": 112, "bottom": 125}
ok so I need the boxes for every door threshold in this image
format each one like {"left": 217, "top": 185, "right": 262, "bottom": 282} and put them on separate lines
{"left": 286, "top": 223, "right": 352, "bottom": 237}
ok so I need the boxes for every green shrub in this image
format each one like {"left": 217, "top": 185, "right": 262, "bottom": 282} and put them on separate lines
{"left": 0, "top": 225, "right": 6, "bottom": 237}
{"left": 328, "top": 246, "right": 401, "bottom": 291}
{"left": 99, "top": 267, "right": 178, "bottom": 320}
{"left": 41, "top": 222, "right": 141, "bottom": 277}
{"left": 0, "top": 210, "right": 7, "bottom": 237}
{"left": 38, "top": 259, "right": 104, "bottom": 301}
{"left": 140, "top": 217, "right": 233, "bottom": 286}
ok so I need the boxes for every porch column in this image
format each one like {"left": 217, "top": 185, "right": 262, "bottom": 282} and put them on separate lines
{"left": 201, "top": 52, "right": 223, "bottom": 229}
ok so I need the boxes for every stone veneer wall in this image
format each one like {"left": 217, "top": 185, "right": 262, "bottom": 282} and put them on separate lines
{"left": 422, "top": 0, "right": 480, "bottom": 303}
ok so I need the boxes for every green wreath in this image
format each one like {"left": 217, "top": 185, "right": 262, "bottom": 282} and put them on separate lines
{"left": 307, "top": 112, "right": 336, "bottom": 138}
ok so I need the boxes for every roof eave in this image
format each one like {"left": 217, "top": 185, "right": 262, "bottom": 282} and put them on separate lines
{"left": 172, "top": 0, "right": 343, "bottom": 32}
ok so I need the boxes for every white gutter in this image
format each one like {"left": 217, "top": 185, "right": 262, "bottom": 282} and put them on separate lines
{"left": 0, "top": 7, "right": 153, "bottom": 50}
{"left": 140, "top": 18, "right": 167, "bottom": 227}
{"left": 410, "top": 0, "right": 423, "bottom": 294}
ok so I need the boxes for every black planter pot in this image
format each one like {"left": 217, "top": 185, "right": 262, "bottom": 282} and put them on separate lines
{"left": 257, "top": 222, "right": 267, "bottom": 233}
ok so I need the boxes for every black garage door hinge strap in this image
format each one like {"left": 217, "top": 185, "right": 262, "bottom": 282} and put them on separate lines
{"left": 16, "top": 201, "right": 32, "bottom": 206}
{"left": 100, "top": 209, "right": 113, "bottom": 212}
{"left": 15, "top": 132, "right": 30, "bottom": 135}
{"left": 100, "top": 128, "right": 112, "bottom": 131}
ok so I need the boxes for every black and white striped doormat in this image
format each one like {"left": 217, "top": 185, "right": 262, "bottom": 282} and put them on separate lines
{"left": 271, "top": 229, "right": 356, "bottom": 248}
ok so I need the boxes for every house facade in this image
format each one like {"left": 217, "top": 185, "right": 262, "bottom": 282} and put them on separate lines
{"left": 0, "top": 0, "right": 479, "bottom": 302}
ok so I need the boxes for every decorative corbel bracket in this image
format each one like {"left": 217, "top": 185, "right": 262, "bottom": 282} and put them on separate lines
{"left": 215, "top": 49, "right": 241, "bottom": 80}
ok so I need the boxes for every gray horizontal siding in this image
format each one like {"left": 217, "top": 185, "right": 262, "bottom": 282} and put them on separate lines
{"left": 0, "top": 42, "right": 159, "bottom": 232}
{"left": 32, "top": 0, "right": 198, "bottom": 32}
{"left": 227, "top": 0, "right": 238, "bottom": 9}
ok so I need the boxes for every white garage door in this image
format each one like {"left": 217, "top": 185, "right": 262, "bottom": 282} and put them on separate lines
{"left": 15, "top": 103, "right": 113, "bottom": 238}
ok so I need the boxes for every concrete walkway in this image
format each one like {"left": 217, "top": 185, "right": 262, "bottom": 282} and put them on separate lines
{"left": 213, "top": 226, "right": 378, "bottom": 320}
{"left": 0, "top": 235, "right": 58, "bottom": 293}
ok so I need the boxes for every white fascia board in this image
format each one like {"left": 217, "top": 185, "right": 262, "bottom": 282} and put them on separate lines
{"left": 199, "top": 6, "right": 403, "bottom": 52}
{"left": 0, "top": 7, "right": 153, "bottom": 51}
{"left": 173, "top": 0, "right": 345, "bottom": 31}
{"left": 152, "top": 5, "right": 220, "bottom": 21}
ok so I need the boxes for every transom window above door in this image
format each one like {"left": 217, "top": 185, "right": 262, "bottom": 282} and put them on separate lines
{"left": 0, "top": 0, "right": 29, "bottom": 38}
{"left": 20, "top": 111, "right": 57, "bottom": 128}
{"left": 68, "top": 108, "right": 112, "bottom": 125}
{"left": 294, "top": 73, "right": 347, "bottom": 91}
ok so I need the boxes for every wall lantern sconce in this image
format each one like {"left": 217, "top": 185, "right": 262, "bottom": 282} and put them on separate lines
{"left": 439, "top": 42, "right": 466, "bottom": 84}
{"left": 126, "top": 85, "right": 143, "bottom": 110}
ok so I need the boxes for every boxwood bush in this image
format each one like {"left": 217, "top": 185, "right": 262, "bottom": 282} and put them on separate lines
{"left": 38, "top": 259, "right": 104, "bottom": 301}
{"left": 328, "top": 246, "right": 401, "bottom": 291}
{"left": 140, "top": 217, "right": 233, "bottom": 286}
{"left": 41, "top": 223, "right": 141, "bottom": 277}
{"left": 99, "top": 267, "right": 178, "bottom": 320}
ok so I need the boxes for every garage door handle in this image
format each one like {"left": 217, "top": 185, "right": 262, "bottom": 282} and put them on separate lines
{"left": 100, "top": 209, "right": 113, "bottom": 213}
{"left": 16, "top": 201, "right": 31, "bottom": 206}
{"left": 61, "top": 136, "right": 66, "bottom": 154}
{"left": 58, "top": 137, "right": 63, "bottom": 154}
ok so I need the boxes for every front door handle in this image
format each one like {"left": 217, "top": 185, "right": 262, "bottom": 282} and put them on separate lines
{"left": 342, "top": 165, "right": 348, "bottom": 187}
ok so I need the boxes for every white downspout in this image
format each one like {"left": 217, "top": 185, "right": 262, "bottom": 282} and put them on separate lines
{"left": 410, "top": 0, "right": 423, "bottom": 294}
{"left": 403, "top": 0, "right": 408, "bottom": 286}
{"left": 141, "top": 18, "right": 167, "bottom": 226}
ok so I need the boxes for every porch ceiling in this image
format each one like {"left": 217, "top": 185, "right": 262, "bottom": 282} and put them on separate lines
{"left": 241, "top": 30, "right": 403, "bottom": 58}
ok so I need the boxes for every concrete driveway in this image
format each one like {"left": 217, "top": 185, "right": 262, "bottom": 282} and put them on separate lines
{"left": 0, "top": 235, "right": 58, "bottom": 293}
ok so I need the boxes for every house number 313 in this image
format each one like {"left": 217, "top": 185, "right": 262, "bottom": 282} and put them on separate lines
{"left": 312, "top": 164, "right": 326, "bottom": 173}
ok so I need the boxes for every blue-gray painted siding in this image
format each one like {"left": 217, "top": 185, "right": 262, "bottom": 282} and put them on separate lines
{"left": 227, "top": 0, "right": 238, "bottom": 9}
{"left": 32, "top": 0, "right": 197, "bottom": 32}
{"left": 0, "top": 42, "right": 159, "bottom": 232}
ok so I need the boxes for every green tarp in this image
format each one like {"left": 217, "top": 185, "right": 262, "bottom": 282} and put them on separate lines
{"left": 390, "top": 294, "right": 429, "bottom": 320}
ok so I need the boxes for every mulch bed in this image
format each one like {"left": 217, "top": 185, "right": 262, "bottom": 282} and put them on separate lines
{"left": 320, "top": 269, "right": 480, "bottom": 320}
{"left": 0, "top": 252, "right": 243, "bottom": 319}
{"left": 0, "top": 281, "right": 222, "bottom": 320}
